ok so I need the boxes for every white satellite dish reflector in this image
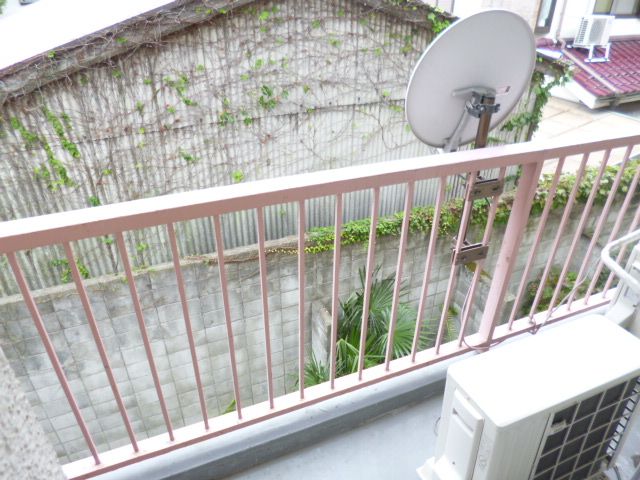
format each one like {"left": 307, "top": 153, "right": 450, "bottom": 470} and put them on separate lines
{"left": 405, "top": 10, "right": 536, "bottom": 151}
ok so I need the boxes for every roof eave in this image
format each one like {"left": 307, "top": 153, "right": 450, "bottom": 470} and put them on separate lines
{"left": 0, "top": 0, "right": 452, "bottom": 105}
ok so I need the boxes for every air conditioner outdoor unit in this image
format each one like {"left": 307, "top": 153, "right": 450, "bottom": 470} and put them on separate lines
{"left": 570, "top": 15, "right": 614, "bottom": 62}
{"left": 418, "top": 315, "right": 640, "bottom": 480}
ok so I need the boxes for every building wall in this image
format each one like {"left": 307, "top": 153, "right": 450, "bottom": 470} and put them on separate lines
{"left": 449, "top": 0, "right": 541, "bottom": 29}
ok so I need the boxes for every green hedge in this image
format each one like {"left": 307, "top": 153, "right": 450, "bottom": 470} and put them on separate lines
{"left": 306, "top": 159, "right": 639, "bottom": 254}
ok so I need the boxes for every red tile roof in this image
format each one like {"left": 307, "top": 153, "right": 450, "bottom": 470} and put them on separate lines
{"left": 537, "top": 38, "right": 640, "bottom": 99}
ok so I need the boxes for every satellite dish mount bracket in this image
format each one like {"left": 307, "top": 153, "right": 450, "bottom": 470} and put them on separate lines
{"left": 443, "top": 86, "right": 507, "bottom": 152}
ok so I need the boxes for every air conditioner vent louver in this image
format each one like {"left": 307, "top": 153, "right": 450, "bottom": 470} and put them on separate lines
{"left": 531, "top": 376, "right": 640, "bottom": 480}
{"left": 574, "top": 16, "right": 613, "bottom": 47}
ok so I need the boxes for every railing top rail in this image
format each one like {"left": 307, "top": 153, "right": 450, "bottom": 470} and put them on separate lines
{"left": 0, "top": 134, "right": 638, "bottom": 253}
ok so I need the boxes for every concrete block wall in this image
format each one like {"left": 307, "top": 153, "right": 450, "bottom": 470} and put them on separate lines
{"left": 0, "top": 252, "right": 306, "bottom": 464}
{"left": 0, "top": 198, "right": 634, "bottom": 463}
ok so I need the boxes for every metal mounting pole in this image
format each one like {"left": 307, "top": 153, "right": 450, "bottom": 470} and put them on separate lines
{"left": 450, "top": 91, "right": 503, "bottom": 266}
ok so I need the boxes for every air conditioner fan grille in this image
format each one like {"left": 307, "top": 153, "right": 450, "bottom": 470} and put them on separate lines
{"left": 530, "top": 376, "right": 640, "bottom": 480}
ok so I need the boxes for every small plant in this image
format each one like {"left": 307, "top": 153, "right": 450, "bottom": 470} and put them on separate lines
{"left": 180, "top": 149, "right": 197, "bottom": 163}
{"left": 50, "top": 258, "right": 90, "bottom": 283}
{"left": 427, "top": 9, "right": 451, "bottom": 35}
{"left": 258, "top": 85, "right": 278, "bottom": 110}
{"left": 112, "top": 69, "right": 123, "bottom": 79}
{"left": 223, "top": 399, "right": 237, "bottom": 414}
{"left": 88, "top": 195, "right": 101, "bottom": 207}
{"left": 519, "top": 267, "right": 588, "bottom": 316}
{"left": 232, "top": 170, "right": 245, "bottom": 183}
{"left": 116, "top": 37, "right": 127, "bottom": 45}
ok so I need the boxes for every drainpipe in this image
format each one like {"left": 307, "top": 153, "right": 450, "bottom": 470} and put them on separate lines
{"left": 554, "top": 0, "right": 569, "bottom": 43}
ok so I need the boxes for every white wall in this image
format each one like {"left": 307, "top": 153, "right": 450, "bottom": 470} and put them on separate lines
{"left": 550, "top": 0, "right": 640, "bottom": 39}
{"left": 449, "top": 0, "right": 540, "bottom": 29}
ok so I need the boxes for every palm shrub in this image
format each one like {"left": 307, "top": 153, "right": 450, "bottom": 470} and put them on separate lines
{"left": 305, "top": 267, "right": 454, "bottom": 386}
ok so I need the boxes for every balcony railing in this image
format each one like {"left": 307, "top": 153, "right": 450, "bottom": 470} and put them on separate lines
{"left": 0, "top": 134, "right": 639, "bottom": 478}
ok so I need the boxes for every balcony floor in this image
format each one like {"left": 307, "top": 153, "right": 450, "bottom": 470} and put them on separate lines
{"left": 225, "top": 393, "right": 442, "bottom": 480}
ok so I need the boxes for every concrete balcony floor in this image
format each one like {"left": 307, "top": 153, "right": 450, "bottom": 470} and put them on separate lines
{"left": 227, "top": 393, "right": 640, "bottom": 480}
{"left": 226, "top": 393, "right": 443, "bottom": 480}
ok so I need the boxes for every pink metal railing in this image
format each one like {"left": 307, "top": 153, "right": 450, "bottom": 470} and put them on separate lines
{"left": 0, "top": 134, "right": 638, "bottom": 479}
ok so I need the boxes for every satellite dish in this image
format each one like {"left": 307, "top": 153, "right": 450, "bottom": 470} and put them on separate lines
{"left": 405, "top": 10, "right": 536, "bottom": 151}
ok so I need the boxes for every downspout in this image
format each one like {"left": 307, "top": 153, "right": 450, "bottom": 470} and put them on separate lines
{"left": 554, "top": 0, "right": 569, "bottom": 43}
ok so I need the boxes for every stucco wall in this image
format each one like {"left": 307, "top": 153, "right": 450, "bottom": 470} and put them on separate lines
{"left": 0, "top": 346, "right": 65, "bottom": 479}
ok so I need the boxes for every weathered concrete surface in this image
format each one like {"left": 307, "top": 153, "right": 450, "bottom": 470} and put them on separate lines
{"left": 0, "top": 346, "right": 65, "bottom": 480}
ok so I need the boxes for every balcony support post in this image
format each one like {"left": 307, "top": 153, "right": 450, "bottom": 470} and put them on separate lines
{"left": 476, "top": 160, "right": 543, "bottom": 346}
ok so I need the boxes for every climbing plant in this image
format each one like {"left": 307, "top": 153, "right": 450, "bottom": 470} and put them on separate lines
{"left": 305, "top": 159, "right": 639, "bottom": 255}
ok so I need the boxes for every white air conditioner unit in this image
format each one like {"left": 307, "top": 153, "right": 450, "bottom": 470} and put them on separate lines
{"left": 418, "top": 315, "right": 640, "bottom": 480}
{"left": 570, "top": 15, "right": 614, "bottom": 63}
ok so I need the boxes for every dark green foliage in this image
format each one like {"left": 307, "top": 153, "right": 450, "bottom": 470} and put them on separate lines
{"left": 520, "top": 267, "right": 585, "bottom": 316}
{"left": 304, "top": 267, "right": 454, "bottom": 386}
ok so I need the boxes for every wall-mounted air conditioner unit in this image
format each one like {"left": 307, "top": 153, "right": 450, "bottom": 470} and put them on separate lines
{"left": 418, "top": 315, "right": 640, "bottom": 480}
{"left": 569, "top": 15, "right": 614, "bottom": 63}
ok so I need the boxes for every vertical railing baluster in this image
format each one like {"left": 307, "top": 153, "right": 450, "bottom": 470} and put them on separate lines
{"left": 329, "top": 194, "right": 343, "bottom": 388}
{"left": 211, "top": 216, "right": 243, "bottom": 419}
{"left": 384, "top": 182, "right": 414, "bottom": 370}
{"left": 357, "top": 188, "right": 380, "bottom": 379}
{"left": 297, "top": 200, "right": 306, "bottom": 399}
{"left": 603, "top": 200, "right": 640, "bottom": 293}
{"left": 477, "top": 160, "right": 543, "bottom": 345}
{"left": 434, "top": 173, "right": 476, "bottom": 354}
{"left": 507, "top": 157, "right": 566, "bottom": 328}
{"left": 115, "top": 232, "right": 175, "bottom": 440}
{"left": 587, "top": 160, "right": 640, "bottom": 300}
{"left": 166, "top": 224, "right": 209, "bottom": 428}
{"left": 63, "top": 242, "right": 139, "bottom": 452}
{"left": 528, "top": 152, "right": 590, "bottom": 318}
{"left": 457, "top": 167, "right": 507, "bottom": 345}
{"left": 7, "top": 252, "right": 101, "bottom": 464}
{"left": 566, "top": 147, "right": 631, "bottom": 307}
{"left": 411, "top": 178, "right": 445, "bottom": 362}
{"left": 547, "top": 150, "right": 611, "bottom": 316}
{"left": 256, "top": 208, "right": 275, "bottom": 408}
